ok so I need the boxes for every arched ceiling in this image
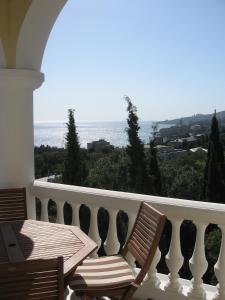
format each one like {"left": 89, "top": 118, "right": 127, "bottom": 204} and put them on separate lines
{"left": 0, "top": 0, "right": 67, "bottom": 71}
{"left": 0, "top": 0, "right": 32, "bottom": 68}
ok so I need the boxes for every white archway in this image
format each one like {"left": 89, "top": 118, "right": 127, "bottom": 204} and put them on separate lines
{"left": 16, "top": 0, "right": 67, "bottom": 71}
{"left": 0, "top": 0, "right": 68, "bottom": 218}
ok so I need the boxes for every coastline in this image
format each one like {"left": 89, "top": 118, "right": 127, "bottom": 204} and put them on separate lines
{"left": 34, "top": 121, "right": 172, "bottom": 149}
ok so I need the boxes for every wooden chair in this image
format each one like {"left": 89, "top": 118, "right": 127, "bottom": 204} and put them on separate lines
{"left": 0, "top": 257, "right": 64, "bottom": 300}
{"left": 0, "top": 187, "right": 27, "bottom": 222}
{"left": 69, "top": 202, "right": 166, "bottom": 300}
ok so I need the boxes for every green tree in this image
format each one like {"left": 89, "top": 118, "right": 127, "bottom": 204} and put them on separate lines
{"left": 86, "top": 156, "right": 118, "bottom": 190}
{"left": 161, "top": 152, "right": 206, "bottom": 200}
{"left": 203, "top": 114, "right": 225, "bottom": 203}
{"left": 125, "top": 96, "right": 150, "bottom": 194}
{"left": 151, "top": 123, "right": 158, "bottom": 139}
{"left": 148, "top": 140, "right": 162, "bottom": 195}
{"left": 63, "top": 109, "right": 86, "bottom": 185}
{"left": 116, "top": 151, "right": 129, "bottom": 192}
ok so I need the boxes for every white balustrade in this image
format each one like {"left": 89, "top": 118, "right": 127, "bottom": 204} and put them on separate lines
{"left": 88, "top": 205, "right": 101, "bottom": 257}
{"left": 56, "top": 200, "right": 65, "bottom": 224}
{"left": 40, "top": 198, "right": 49, "bottom": 222}
{"left": 105, "top": 208, "right": 120, "bottom": 255}
{"left": 189, "top": 222, "right": 207, "bottom": 298}
{"left": 166, "top": 218, "right": 183, "bottom": 293}
{"left": 214, "top": 225, "right": 225, "bottom": 300}
{"left": 71, "top": 202, "right": 80, "bottom": 227}
{"left": 31, "top": 181, "right": 225, "bottom": 300}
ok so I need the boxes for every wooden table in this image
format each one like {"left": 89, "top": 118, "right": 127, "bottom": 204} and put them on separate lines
{"left": 0, "top": 220, "right": 97, "bottom": 278}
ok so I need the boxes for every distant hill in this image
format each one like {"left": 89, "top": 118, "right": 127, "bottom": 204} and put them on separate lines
{"left": 159, "top": 111, "right": 225, "bottom": 126}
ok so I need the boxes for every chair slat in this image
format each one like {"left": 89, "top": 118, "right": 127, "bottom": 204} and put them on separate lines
{"left": 0, "top": 257, "right": 64, "bottom": 300}
{"left": 0, "top": 187, "right": 27, "bottom": 222}
{"left": 124, "top": 203, "right": 165, "bottom": 268}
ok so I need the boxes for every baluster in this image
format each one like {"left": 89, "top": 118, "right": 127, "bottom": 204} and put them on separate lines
{"left": 166, "top": 218, "right": 183, "bottom": 293}
{"left": 56, "top": 200, "right": 65, "bottom": 224}
{"left": 71, "top": 202, "right": 81, "bottom": 227}
{"left": 105, "top": 208, "right": 120, "bottom": 255}
{"left": 88, "top": 206, "right": 101, "bottom": 257}
{"left": 145, "top": 247, "right": 161, "bottom": 289}
{"left": 189, "top": 222, "right": 207, "bottom": 298}
{"left": 40, "top": 198, "right": 49, "bottom": 222}
{"left": 214, "top": 225, "right": 225, "bottom": 300}
{"left": 125, "top": 211, "right": 136, "bottom": 268}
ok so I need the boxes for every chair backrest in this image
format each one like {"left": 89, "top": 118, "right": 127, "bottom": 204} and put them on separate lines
{"left": 122, "top": 202, "right": 166, "bottom": 285}
{"left": 0, "top": 257, "right": 64, "bottom": 300}
{"left": 0, "top": 187, "right": 27, "bottom": 222}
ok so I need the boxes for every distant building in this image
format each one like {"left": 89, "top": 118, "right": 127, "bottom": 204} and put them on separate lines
{"left": 190, "top": 147, "right": 208, "bottom": 153}
{"left": 167, "top": 139, "right": 183, "bottom": 148}
{"left": 195, "top": 134, "right": 205, "bottom": 139}
{"left": 167, "top": 136, "right": 198, "bottom": 149}
{"left": 87, "top": 139, "right": 112, "bottom": 151}
{"left": 155, "top": 145, "right": 174, "bottom": 152}
{"left": 182, "top": 136, "right": 198, "bottom": 148}
{"left": 152, "top": 145, "right": 188, "bottom": 160}
{"left": 155, "top": 145, "right": 188, "bottom": 160}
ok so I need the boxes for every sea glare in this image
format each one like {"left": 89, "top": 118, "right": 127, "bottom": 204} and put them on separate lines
{"left": 34, "top": 121, "right": 170, "bottom": 149}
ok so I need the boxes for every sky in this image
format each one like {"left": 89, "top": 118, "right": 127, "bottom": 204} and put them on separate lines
{"left": 34, "top": 0, "right": 225, "bottom": 123}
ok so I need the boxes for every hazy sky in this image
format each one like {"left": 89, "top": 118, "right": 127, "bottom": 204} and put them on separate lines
{"left": 34, "top": 0, "right": 225, "bottom": 122}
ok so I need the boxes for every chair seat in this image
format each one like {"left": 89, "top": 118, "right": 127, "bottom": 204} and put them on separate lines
{"left": 70, "top": 255, "right": 135, "bottom": 291}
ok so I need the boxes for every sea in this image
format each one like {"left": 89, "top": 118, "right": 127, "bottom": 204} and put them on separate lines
{"left": 34, "top": 121, "right": 171, "bottom": 149}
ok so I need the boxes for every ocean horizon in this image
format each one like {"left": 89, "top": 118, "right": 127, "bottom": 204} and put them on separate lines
{"left": 34, "top": 121, "right": 171, "bottom": 149}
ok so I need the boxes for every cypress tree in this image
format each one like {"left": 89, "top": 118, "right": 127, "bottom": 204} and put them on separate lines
{"left": 125, "top": 96, "right": 150, "bottom": 194}
{"left": 203, "top": 113, "right": 225, "bottom": 203}
{"left": 148, "top": 140, "right": 162, "bottom": 195}
{"left": 63, "top": 109, "right": 86, "bottom": 185}
{"left": 210, "top": 114, "right": 225, "bottom": 167}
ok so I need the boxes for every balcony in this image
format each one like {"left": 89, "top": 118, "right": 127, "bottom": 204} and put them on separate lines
{"left": 31, "top": 180, "right": 225, "bottom": 300}
{"left": 0, "top": 2, "right": 224, "bottom": 299}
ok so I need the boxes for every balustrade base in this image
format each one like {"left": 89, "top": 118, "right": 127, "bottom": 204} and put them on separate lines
{"left": 65, "top": 287, "right": 140, "bottom": 300}
{"left": 135, "top": 273, "right": 217, "bottom": 300}
{"left": 188, "top": 288, "right": 207, "bottom": 300}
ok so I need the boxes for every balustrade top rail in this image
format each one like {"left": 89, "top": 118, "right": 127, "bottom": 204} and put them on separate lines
{"left": 31, "top": 180, "right": 225, "bottom": 225}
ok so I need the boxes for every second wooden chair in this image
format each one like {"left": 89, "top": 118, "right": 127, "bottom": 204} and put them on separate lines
{"left": 69, "top": 201, "right": 166, "bottom": 300}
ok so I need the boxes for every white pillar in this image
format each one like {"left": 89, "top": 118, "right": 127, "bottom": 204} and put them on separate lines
{"left": 214, "top": 225, "right": 225, "bottom": 300}
{"left": 0, "top": 69, "right": 44, "bottom": 219}
{"left": 144, "top": 247, "right": 161, "bottom": 289}
{"left": 71, "top": 202, "right": 81, "bottom": 227}
{"left": 40, "top": 198, "right": 49, "bottom": 222}
{"left": 189, "top": 222, "right": 207, "bottom": 298}
{"left": 105, "top": 208, "right": 120, "bottom": 255}
{"left": 166, "top": 218, "right": 183, "bottom": 294}
{"left": 88, "top": 205, "right": 101, "bottom": 257}
{"left": 56, "top": 200, "right": 65, "bottom": 224}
